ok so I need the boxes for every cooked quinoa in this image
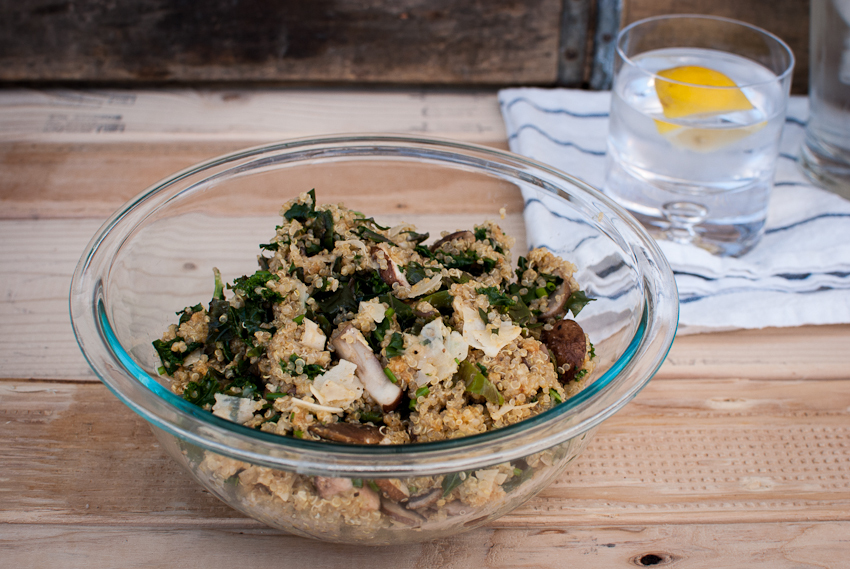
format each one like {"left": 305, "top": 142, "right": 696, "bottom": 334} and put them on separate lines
{"left": 154, "top": 190, "right": 596, "bottom": 535}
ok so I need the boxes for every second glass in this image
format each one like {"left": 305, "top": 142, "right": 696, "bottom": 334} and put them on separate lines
{"left": 603, "top": 15, "right": 794, "bottom": 256}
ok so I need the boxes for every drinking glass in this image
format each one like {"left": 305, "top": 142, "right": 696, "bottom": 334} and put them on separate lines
{"left": 603, "top": 15, "right": 794, "bottom": 256}
{"left": 801, "top": 0, "right": 850, "bottom": 199}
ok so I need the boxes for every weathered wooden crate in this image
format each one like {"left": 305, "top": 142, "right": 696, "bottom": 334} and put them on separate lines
{"left": 0, "top": 0, "right": 810, "bottom": 92}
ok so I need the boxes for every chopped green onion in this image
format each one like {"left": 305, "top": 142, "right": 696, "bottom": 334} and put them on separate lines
{"left": 384, "top": 307, "right": 395, "bottom": 319}
{"left": 352, "top": 478, "right": 363, "bottom": 488}
{"left": 293, "top": 429, "right": 304, "bottom": 438}
{"left": 367, "top": 480, "right": 380, "bottom": 493}
{"left": 264, "top": 392, "right": 288, "bottom": 400}
{"left": 535, "top": 287, "right": 548, "bottom": 298}
{"left": 384, "top": 367, "right": 398, "bottom": 384}
{"left": 549, "top": 388, "right": 563, "bottom": 404}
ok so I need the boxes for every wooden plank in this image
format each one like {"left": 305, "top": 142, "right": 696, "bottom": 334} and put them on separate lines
{"left": 4, "top": 217, "right": 850, "bottom": 382}
{"left": 0, "top": 89, "right": 507, "bottom": 144}
{"left": 0, "top": 0, "right": 561, "bottom": 85}
{"left": 621, "top": 0, "right": 811, "bottom": 94}
{"left": 1, "top": 522, "right": 848, "bottom": 568}
{"left": 0, "top": 88, "right": 509, "bottom": 220}
{"left": 2, "top": 379, "right": 848, "bottom": 527}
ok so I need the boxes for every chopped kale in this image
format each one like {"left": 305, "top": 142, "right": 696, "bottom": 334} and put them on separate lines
{"left": 435, "top": 249, "right": 497, "bottom": 276}
{"left": 441, "top": 471, "right": 468, "bottom": 497}
{"left": 402, "top": 230, "right": 429, "bottom": 245}
{"left": 369, "top": 316, "right": 392, "bottom": 353}
{"left": 153, "top": 337, "right": 203, "bottom": 372}
{"left": 385, "top": 332, "right": 405, "bottom": 358}
{"left": 353, "top": 216, "right": 390, "bottom": 231}
{"left": 177, "top": 303, "right": 204, "bottom": 325}
{"left": 566, "top": 290, "right": 595, "bottom": 316}
{"left": 379, "top": 294, "right": 417, "bottom": 330}
{"left": 476, "top": 286, "right": 516, "bottom": 309}
{"left": 281, "top": 354, "right": 326, "bottom": 380}
{"left": 229, "top": 270, "right": 282, "bottom": 302}
{"left": 405, "top": 261, "right": 428, "bottom": 285}
{"left": 183, "top": 371, "right": 221, "bottom": 407}
{"left": 503, "top": 462, "right": 534, "bottom": 492}
{"left": 312, "top": 209, "right": 336, "bottom": 252}
{"left": 355, "top": 226, "right": 396, "bottom": 245}
{"left": 283, "top": 189, "right": 317, "bottom": 221}
{"left": 360, "top": 410, "right": 383, "bottom": 424}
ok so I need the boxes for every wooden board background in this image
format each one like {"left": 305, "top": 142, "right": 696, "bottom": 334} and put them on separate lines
{"left": 3, "top": 87, "right": 849, "bottom": 566}
{"left": 0, "top": 0, "right": 811, "bottom": 93}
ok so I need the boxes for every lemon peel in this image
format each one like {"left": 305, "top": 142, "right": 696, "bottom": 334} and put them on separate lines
{"left": 652, "top": 65, "right": 763, "bottom": 152}
{"left": 655, "top": 65, "right": 753, "bottom": 119}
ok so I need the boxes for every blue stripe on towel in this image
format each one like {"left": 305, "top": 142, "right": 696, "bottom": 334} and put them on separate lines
{"left": 502, "top": 96, "right": 610, "bottom": 118}
{"left": 765, "top": 212, "right": 850, "bottom": 234}
{"left": 509, "top": 124, "right": 607, "bottom": 156}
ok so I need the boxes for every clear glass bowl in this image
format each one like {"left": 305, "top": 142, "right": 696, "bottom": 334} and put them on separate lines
{"left": 70, "top": 134, "right": 678, "bottom": 544}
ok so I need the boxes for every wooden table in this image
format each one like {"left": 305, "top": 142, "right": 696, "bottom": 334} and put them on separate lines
{"left": 2, "top": 88, "right": 849, "bottom": 568}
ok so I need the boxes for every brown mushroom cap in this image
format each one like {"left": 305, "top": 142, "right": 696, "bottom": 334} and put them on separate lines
{"left": 406, "top": 488, "right": 442, "bottom": 510}
{"left": 540, "top": 319, "right": 587, "bottom": 382}
{"left": 380, "top": 499, "right": 426, "bottom": 526}
{"left": 308, "top": 423, "right": 383, "bottom": 445}
{"left": 373, "top": 478, "right": 410, "bottom": 502}
{"left": 429, "top": 230, "right": 474, "bottom": 252}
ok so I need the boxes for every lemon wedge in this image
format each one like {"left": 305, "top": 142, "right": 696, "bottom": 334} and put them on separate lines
{"left": 653, "top": 65, "right": 763, "bottom": 152}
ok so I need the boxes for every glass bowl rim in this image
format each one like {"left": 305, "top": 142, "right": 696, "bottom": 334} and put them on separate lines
{"left": 70, "top": 133, "right": 679, "bottom": 476}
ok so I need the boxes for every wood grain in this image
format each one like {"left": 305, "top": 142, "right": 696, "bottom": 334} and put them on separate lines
{"left": 2, "top": 379, "right": 848, "bottom": 527}
{"left": 0, "top": 0, "right": 561, "bottom": 85}
{"left": 2, "top": 522, "right": 848, "bottom": 568}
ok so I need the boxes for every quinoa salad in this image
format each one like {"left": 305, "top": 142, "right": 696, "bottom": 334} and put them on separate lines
{"left": 154, "top": 190, "right": 596, "bottom": 535}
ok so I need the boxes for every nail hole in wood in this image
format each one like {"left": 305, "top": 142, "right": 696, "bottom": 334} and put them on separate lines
{"left": 639, "top": 554, "right": 664, "bottom": 565}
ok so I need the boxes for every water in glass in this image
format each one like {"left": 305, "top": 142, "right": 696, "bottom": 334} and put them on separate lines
{"left": 605, "top": 47, "right": 787, "bottom": 256}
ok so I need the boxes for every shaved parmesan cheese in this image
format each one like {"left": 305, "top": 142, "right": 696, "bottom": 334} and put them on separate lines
{"left": 212, "top": 393, "right": 264, "bottom": 424}
{"left": 388, "top": 223, "right": 416, "bottom": 240}
{"left": 408, "top": 274, "right": 443, "bottom": 298}
{"left": 310, "top": 359, "right": 363, "bottom": 409}
{"left": 405, "top": 319, "right": 468, "bottom": 387}
{"left": 489, "top": 400, "right": 539, "bottom": 421}
{"left": 457, "top": 305, "right": 522, "bottom": 357}
{"left": 475, "top": 468, "right": 509, "bottom": 486}
{"left": 334, "top": 239, "right": 370, "bottom": 256}
{"left": 301, "top": 318, "right": 327, "bottom": 351}
{"left": 291, "top": 397, "right": 345, "bottom": 414}
{"left": 359, "top": 299, "right": 387, "bottom": 323}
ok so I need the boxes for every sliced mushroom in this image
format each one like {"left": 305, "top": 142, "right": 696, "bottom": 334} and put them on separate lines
{"left": 540, "top": 319, "right": 587, "bottom": 382}
{"left": 331, "top": 324, "right": 402, "bottom": 411}
{"left": 371, "top": 246, "right": 410, "bottom": 288}
{"left": 538, "top": 281, "right": 571, "bottom": 319}
{"left": 406, "top": 488, "right": 442, "bottom": 510}
{"left": 374, "top": 478, "right": 410, "bottom": 502}
{"left": 443, "top": 500, "right": 472, "bottom": 517}
{"left": 308, "top": 422, "right": 383, "bottom": 445}
{"left": 313, "top": 476, "right": 353, "bottom": 499}
{"left": 380, "top": 499, "right": 426, "bottom": 526}
{"left": 430, "top": 230, "right": 474, "bottom": 252}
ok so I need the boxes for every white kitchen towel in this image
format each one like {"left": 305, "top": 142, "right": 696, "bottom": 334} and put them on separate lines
{"left": 499, "top": 88, "right": 850, "bottom": 334}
